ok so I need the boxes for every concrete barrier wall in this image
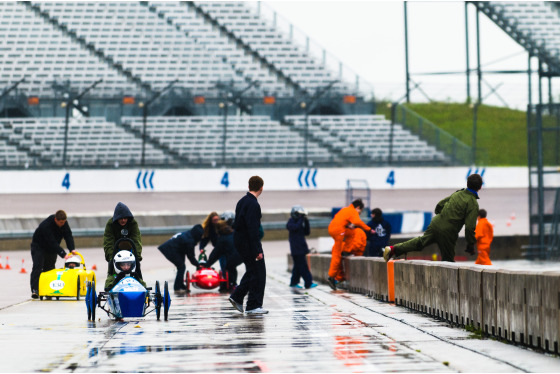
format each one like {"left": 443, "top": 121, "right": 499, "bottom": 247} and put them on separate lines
{"left": 297, "top": 254, "right": 560, "bottom": 353}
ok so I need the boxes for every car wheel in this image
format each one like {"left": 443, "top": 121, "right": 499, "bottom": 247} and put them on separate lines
{"left": 154, "top": 281, "right": 161, "bottom": 321}
{"left": 163, "top": 281, "right": 170, "bottom": 321}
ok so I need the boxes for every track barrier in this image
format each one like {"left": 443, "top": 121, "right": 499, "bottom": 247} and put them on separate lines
{"left": 299, "top": 254, "right": 560, "bottom": 354}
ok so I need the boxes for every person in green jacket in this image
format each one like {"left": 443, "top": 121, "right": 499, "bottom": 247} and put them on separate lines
{"left": 103, "top": 202, "right": 144, "bottom": 290}
{"left": 383, "top": 173, "right": 483, "bottom": 262}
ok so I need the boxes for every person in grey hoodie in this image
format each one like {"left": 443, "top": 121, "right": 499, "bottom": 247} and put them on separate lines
{"left": 103, "top": 202, "right": 144, "bottom": 290}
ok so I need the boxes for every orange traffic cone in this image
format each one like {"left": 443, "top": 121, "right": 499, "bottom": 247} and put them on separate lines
{"left": 0, "top": 256, "right": 4, "bottom": 270}
{"left": 19, "top": 259, "right": 27, "bottom": 274}
{"left": 91, "top": 264, "right": 97, "bottom": 270}
{"left": 5, "top": 256, "right": 11, "bottom": 270}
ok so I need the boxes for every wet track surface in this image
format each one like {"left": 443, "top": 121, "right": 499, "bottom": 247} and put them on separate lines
{"left": 2, "top": 251, "right": 560, "bottom": 373}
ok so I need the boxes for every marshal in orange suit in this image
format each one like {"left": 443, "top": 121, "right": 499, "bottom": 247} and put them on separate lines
{"left": 327, "top": 199, "right": 372, "bottom": 289}
{"left": 475, "top": 209, "right": 494, "bottom": 265}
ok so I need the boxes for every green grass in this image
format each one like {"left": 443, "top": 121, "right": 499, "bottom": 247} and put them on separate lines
{"left": 376, "top": 102, "right": 528, "bottom": 166}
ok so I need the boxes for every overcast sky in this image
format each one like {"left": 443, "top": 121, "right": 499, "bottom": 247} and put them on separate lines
{"left": 260, "top": 1, "right": 535, "bottom": 109}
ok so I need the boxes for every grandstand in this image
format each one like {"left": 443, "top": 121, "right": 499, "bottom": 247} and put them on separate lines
{"left": 1, "top": 1, "right": 557, "bottom": 169}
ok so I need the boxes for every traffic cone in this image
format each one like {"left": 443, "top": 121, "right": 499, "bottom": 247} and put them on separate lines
{"left": 0, "top": 256, "right": 4, "bottom": 270}
{"left": 19, "top": 259, "right": 27, "bottom": 274}
{"left": 5, "top": 256, "right": 11, "bottom": 270}
{"left": 91, "top": 264, "right": 97, "bottom": 270}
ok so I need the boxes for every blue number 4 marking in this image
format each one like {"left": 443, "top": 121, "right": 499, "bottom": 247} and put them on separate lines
{"left": 221, "top": 171, "right": 229, "bottom": 188}
{"left": 62, "top": 173, "right": 70, "bottom": 190}
{"left": 386, "top": 170, "right": 395, "bottom": 186}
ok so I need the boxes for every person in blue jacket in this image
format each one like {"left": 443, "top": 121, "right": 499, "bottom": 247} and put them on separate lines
{"left": 158, "top": 224, "right": 204, "bottom": 291}
{"left": 365, "top": 208, "right": 392, "bottom": 257}
{"left": 204, "top": 219, "right": 243, "bottom": 290}
{"left": 287, "top": 205, "right": 317, "bottom": 289}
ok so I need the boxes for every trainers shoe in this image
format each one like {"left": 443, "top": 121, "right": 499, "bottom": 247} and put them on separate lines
{"left": 289, "top": 284, "right": 303, "bottom": 289}
{"left": 383, "top": 246, "right": 395, "bottom": 262}
{"left": 245, "top": 307, "right": 269, "bottom": 315}
{"left": 31, "top": 290, "right": 38, "bottom": 299}
{"left": 306, "top": 283, "right": 318, "bottom": 289}
{"left": 229, "top": 297, "right": 244, "bottom": 313}
{"left": 327, "top": 277, "right": 337, "bottom": 290}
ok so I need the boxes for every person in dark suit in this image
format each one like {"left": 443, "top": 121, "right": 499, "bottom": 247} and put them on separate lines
{"left": 30, "top": 210, "right": 76, "bottom": 298}
{"left": 228, "top": 176, "right": 268, "bottom": 315}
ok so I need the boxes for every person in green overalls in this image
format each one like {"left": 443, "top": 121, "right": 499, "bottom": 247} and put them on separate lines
{"left": 383, "top": 173, "right": 483, "bottom": 262}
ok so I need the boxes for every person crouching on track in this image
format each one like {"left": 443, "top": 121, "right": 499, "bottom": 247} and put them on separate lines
{"left": 30, "top": 210, "right": 76, "bottom": 299}
{"left": 287, "top": 205, "right": 317, "bottom": 289}
{"left": 158, "top": 224, "right": 204, "bottom": 292}
{"left": 327, "top": 199, "right": 374, "bottom": 290}
{"left": 204, "top": 218, "right": 243, "bottom": 291}
{"left": 103, "top": 202, "right": 144, "bottom": 291}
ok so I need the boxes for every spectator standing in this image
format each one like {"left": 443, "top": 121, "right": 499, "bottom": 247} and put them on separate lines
{"left": 287, "top": 205, "right": 317, "bottom": 289}
{"left": 474, "top": 209, "right": 494, "bottom": 265}
{"left": 228, "top": 176, "right": 268, "bottom": 315}
{"left": 30, "top": 210, "right": 76, "bottom": 298}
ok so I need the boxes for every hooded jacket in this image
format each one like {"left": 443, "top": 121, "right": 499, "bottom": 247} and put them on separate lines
{"left": 158, "top": 224, "right": 204, "bottom": 267}
{"left": 103, "top": 202, "right": 142, "bottom": 262}
{"left": 31, "top": 214, "right": 75, "bottom": 257}
{"left": 207, "top": 224, "right": 242, "bottom": 268}
{"left": 286, "top": 216, "right": 310, "bottom": 256}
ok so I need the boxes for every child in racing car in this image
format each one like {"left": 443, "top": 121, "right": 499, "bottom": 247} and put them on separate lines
{"left": 64, "top": 254, "right": 81, "bottom": 269}
{"left": 111, "top": 250, "right": 140, "bottom": 286}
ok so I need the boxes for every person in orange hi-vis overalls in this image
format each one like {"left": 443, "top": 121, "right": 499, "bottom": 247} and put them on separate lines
{"left": 327, "top": 199, "right": 373, "bottom": 290}
{"left": 343, "top": 226, "right": 367, "bottom": 257}
{"left": 475, "top": 209, "right": 493, "bottom": 265}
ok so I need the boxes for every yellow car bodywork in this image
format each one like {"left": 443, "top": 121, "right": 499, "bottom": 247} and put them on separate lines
{"left": 38, "top": 251, "right": 96, "bottom": 300}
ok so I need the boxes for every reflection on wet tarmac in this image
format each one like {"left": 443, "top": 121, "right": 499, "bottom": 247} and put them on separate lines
{"left": 71, "top": 278, "right": 452, "bottom": 373}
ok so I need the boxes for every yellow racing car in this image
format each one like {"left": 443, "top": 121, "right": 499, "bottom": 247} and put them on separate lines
{"left": 38, "top": 251, "right": 96, "bottom": 300}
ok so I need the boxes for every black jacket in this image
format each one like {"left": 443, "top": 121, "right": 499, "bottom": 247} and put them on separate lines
{"left": 233, "top": 192, "right": 263, "bottom": 258}
{"left": 207, "top": 225, "right": 242, "bottom": 268}
{"left": 366, "top": 218, "right": 392, "bottom": 249}
{"left": 286, "top": 217, "right": 310, "bottom": 256}
{"left": 158, "top": 225, "right": 204, "bottom": 267}
{"left": 31, "top": 215, "right": 74, "bottom": 258}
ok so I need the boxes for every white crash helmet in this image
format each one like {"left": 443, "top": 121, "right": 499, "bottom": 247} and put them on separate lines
{"left": 64, "top": 255, "right": 81, "bottom": 268}
{"left": 113, "top": 250, "right": 136, "bottom": 275}
{"left": 221, "top": 211, "right": 235, "bottom": 226}
{"left": 291, "top": 205, "right": 307, "bottom": 220}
